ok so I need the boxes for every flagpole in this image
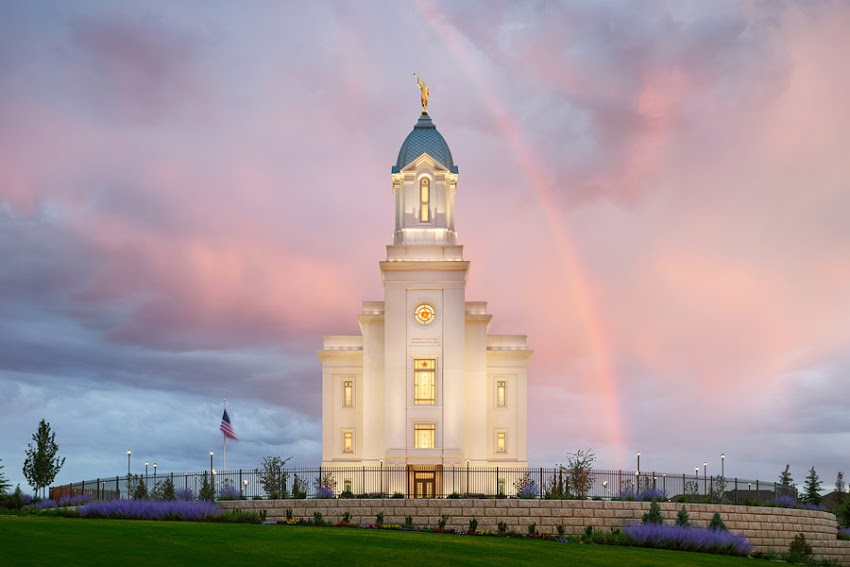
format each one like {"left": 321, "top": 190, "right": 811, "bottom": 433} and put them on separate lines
{"left": 223, "top": 398, "right": 227, "bottom": 473}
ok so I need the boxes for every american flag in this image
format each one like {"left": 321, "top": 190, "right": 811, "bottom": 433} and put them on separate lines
{"left": 220, "top": 409, "right": 237, "bottom": 440}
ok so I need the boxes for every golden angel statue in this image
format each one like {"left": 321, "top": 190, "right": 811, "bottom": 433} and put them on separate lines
{"left": 414, "top": 73, "right": 430, "bottom": 113}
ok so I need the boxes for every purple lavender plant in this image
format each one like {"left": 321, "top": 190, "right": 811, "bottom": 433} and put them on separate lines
{"left": 624, "top": 523, "right": 752, "bottom": 556}
{"left": 797, "top": 501, "right": 826, "bottom": 511}
{"left": 637, "top": 488, "right": 668, "bottom": 502}
{"left": 217, "top": 484, "right": 242, "bottom": 501}
{"left": 518, "top": 484, "right": 538, "bottom": 499}
{"left": 773, "top": 494, "right": 797, "bottom": 508}
{"left": 839, "top": 528, "right": 850, "bottom": 540}
{"left": 314, "top": 486, "right": 335, "bottom": 499}
{"left": 175, "top": 488, "right": 194, "bottom": 501}
{"left": 35, "top": 499, "right": 58, "bottom": 509}
{"left": 57, "top": 494, "right": 95, "bottom": 507}
{"left": 79, "top": 499, "right": 221, "bottom": 521}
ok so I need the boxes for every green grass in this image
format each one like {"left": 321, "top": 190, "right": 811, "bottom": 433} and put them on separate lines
{"left": 1, "top": 516, "right": 756, "bottom": 566}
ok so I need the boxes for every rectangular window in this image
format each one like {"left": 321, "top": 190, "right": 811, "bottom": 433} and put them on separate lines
{"left": 343, "top": 379, "right": 353, "bottom": 408}
{"left": 414, "top": 359, "right": 436, "bottom": 405}
{"left": 498, "top": 478, "right": 506, "bottom": 496}
{"left": 414, "top": 424, "right": 436, "bottom": 449}
{"left": 420, "top": 178, "right": 430, "bottom": 222}
{"left": 344, "top": 479, "right": 352, "bottom": 493}
{"left": 496, "top": 380, "right": 506, "bottom": 408}
{"left": 342, "top": 430, "right": 354, "bottom": 453}
{"left": 496, "top": 431, "right": 506, "bottom": 453}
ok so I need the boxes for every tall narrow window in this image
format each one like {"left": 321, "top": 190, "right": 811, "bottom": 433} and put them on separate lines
{"left": 420, "top": 177, "right": 430, "bottom": 222}
{"left": 343, "top": 430, "right": 354, "bottom": 453}
{"left": 414, "top": 359, "right": 436, "bottom": 405}
{"left": 414, "top": 424, "right": 436, "bottom": 448}
{"left": 496, "top": 431, "right": 507, "bottom": 453}
{"left": 496, "top": 380, "right": 506, "bottom": 408}
{"left": 343, "top": 379, "right": 353, "bottom": 407}
{"left": 498, "top": 478, "right": 506, "bottom": 496}
{"left": 344, "top": 479, "right": 352, "bottom": 493}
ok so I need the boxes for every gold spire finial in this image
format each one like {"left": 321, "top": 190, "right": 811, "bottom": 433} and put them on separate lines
{"left": 413, "top": 73, "right": 429, "bottom": 113}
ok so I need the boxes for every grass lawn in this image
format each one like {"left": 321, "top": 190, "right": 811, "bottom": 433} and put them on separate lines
{"left": 1, "top": 516, "right": 755, "bottom": 567}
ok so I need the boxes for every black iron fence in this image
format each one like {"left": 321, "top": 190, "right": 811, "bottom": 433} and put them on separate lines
{"left": 51, "top": 466, "right": 797, "bottom": 505}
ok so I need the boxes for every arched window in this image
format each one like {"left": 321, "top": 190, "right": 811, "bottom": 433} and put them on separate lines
{"left": 420, "top": 177, "right": 430, "bottom": 222}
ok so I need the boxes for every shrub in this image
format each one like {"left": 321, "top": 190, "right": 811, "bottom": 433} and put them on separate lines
{"left": 774, "top": 494, "right": 797, "bottom": 508}
{"left": 312, "top": 511, "right": 324, "bottom": 526}
{"left": 314, "top": 486, "right": 335, "bottom": 499}
{"left": 642, "top": 500, "right": 664, "bottom": 525}
{"left": 439, "top": 514, "right": 449, "bottom": 530}
{"left": 838, "top": 528, "right": 850, "bottom": 541}
{"left": 556, "top": 524, "right": 565, "bottom": 538}
{"left": 339, "top": 490, "right": 354, "bottom": 499}
{"left": 786, "top": 533, "right": 813, "bottom": 563}
{"left": 468, "top": 517, "right": 478, "bottom": 533}
{"left": 291, "top": 474, "right": 307, "bottom": 499}
{"left": 285, "top": 507, "right": 293, "bottom": 520}
{"left": 391, "top": 492, "right": 404, "bottom": 499}
{"left": 217, "top": 483, "right": 242, "bottom": 501}
{"left": 517, "top": 484, "right": 537, "bottom": 499}
{"left": 638, "top": 488, "right": 668, "bottom": 502}
{"left": 838, "top": 499, "right": 850, "bottom": 529}
{"left": 527, "top": 522, "right": 536, "bottom": 535}
{"left": 175, "top": 487, "right": 193, "bottom": 501}
{"left": 375, "top": 511, "right": 384, "bottom": 526}
{"left": 497, "top": 520, "right": 507, "bottom": 534}
{"left": 447, "top": 492, "right": 460, "bottom": 499}
{"left": 708, "top": 512, "right": 727, "bottom": 532}
{"left": 675, "top": 505, "right": 691, "bottom": 527}
{"left": 403, "top": 515, "right": 414, "bottom": 529}
{"left": 79, "top": 499, "right": 221, "bottom": 521}
{"left": 624, "top": 523, "right": 752, "bottom": 556}
{"left": 341, "top": 511, "right": 352, "bottom": 523}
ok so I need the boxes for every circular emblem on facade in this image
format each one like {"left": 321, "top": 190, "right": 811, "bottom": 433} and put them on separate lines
{"left": 414, "top": 303, "right": 436, "bottom": 325}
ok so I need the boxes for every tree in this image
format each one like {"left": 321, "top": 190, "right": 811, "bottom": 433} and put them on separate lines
{"left": 779, "top": 464, "right": 793, "bottom": 487}
{"left": 564, "top": 448, "right": 596, "bottom": 499}
{"left": 708, "top": 512, "right": 727, "bottom": 532}
{"left": 675, "top": 505, "right": 691, "bottom": 527}
{"left": 0, "top": 459, "right": 10, "bottom": 495}
{"left": 802, "top": 466, "right": 822, "bottom": 505}
{"left": 199, "top": 471, "right": 215, "bottom": 501}
{"left": 836, "top": 471, "right": 845, "bottom": 496}
{"left": 255, "top": 456, "right": 292, "bottom": 499}
{"left": 132, "top": 477, "right": 148, "bottom": 500}
{"left": 22, "top": 419, "right": 65, "bottom": 498}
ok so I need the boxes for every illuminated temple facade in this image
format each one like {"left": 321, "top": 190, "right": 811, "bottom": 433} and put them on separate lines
{"left": 318, "top": 106, "right": 531, "bottom": 497}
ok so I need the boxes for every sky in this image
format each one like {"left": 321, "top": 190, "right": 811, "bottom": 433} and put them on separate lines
{"left": 1, "top": 0, "right": 849, "bottom": 493}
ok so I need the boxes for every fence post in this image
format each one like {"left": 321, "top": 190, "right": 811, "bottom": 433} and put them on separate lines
{"left": 756, "top": 479, "right": 760, "bottom": 504}
{"left": 734, "top": 478, "right": 738, "bottom": 505}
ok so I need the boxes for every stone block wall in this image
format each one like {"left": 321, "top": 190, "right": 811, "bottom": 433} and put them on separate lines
{"left": 219, "top": 499, "right": 850, "bottom": 565}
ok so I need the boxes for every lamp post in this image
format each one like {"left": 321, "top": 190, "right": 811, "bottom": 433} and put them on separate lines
{"left": 636, "top": 452, "right": 640, "bottom": 475}
{"left": 127, "top": 450, "right": 132, "bottom": 499}
{"left": 704, "top": 462, "right": 708, "bottom": 495}
{"left": 145, "top": 461, "right": 149, "bottom": 486}
{"left": 721, "top": 453, "right": 725, "bottom": 478}
{"left": 210, "top": 452, "right": 214, "bottom": 476}
{"left": 380, "top": 459, "right": 384, "bottom": 495}
{"left": 153, "top": 462, "right": 157, "bottom": 481}
{"left": 242, "top": 479, "right": 249, "bottom": 498}
{"left": 602, "top": 480, "right": 608, "bottom": 498}
{"left": 695, "top": 466, "right": 699, "bottom": 494}
{"left": 466, "top": 459, "right": 470, "bottom": 495}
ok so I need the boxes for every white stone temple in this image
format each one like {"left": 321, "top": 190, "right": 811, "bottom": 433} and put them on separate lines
{"left": 318, "top": 100, "right": 531, "bottom": 497}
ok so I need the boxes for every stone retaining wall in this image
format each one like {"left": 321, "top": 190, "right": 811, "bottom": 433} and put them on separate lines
{"left": 219, "top": 499, "right": 850, "bottom": 564}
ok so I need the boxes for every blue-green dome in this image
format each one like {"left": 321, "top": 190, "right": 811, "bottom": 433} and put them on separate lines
{"left": 392, "top": 113, "right": 458, "bottom": 173}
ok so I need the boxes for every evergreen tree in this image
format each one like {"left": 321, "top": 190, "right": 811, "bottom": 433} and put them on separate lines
{"left": 0, "top": 459, "right": 10, "bottom": 495}
{"left": 199, "top": 471, "right": 215, "bottom": 501}
{"left": 675, "top": 505, "right": 691, "bottom": 527}
{"left": 641, "top": 499, "right": 664, "bottom": 525}
{"left": 779, "top": 464, "right": 793, "bottom": 487}
{"left": 802, "top": 466, "right": 823, "bottom": 505}
{"left": 708, "top": 512, "right": 727, "bottom": 532}
{"left": 161, "top": 476, "right": 176, "bottom": 501}
{"left": 22, "top": 419, "right": 66, "bottom": 498}
{"left": 132, "top": 477, "right": 148, "bottom": 500}
{"left": 836, "top": 471, "right": 845, "bottom": 495}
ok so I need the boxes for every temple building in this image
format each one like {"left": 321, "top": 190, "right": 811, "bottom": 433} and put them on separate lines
{"left": 318, "top": 89, "right": 531, "bottom": 497}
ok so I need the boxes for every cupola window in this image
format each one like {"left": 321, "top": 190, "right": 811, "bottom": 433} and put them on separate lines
{"left": 420, "top": 177, "right": 430, "bottom": 222}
